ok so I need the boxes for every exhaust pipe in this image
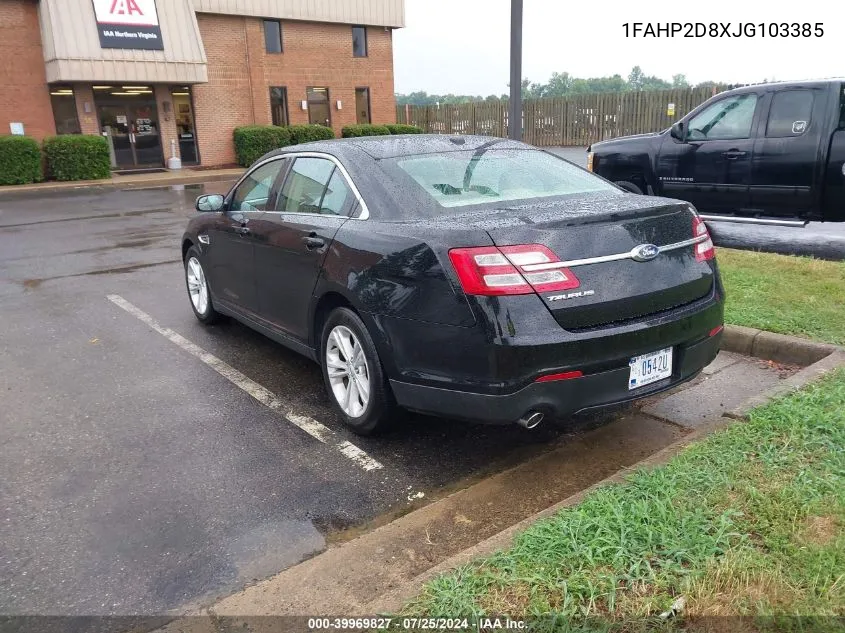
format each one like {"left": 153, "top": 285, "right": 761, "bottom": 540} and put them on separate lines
{"left": 517, "top": 411, "right": 544, "bottom": 430}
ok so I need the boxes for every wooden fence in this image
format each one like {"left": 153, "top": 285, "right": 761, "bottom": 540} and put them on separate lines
{"left": 395, "top": 86, "right": 732, "bottom": 146}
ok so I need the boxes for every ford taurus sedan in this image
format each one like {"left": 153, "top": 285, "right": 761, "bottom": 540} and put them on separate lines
{"left": 182, "top": 135, "right": 724, "bottom": 435}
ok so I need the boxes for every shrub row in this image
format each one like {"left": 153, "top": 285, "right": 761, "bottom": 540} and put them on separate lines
{"left": 232, "top": 123, "right": 425, "bottom": 167}
{"left": 341, "top": 124, "right": 391, "bottom": 137}
{"left": 43, "top": 135, "right": 111, "bottom": 181}
{"left": 385, "top": 124, "right": 424, "bottom": 135}
{"left": 232, "top": 124, "right": 335, "bottom": 166}
{"left": 0, "top": 136, "right": 42, "bottom": 185}
{"left": 341, "top": 123, "right": 423, "bottom": 138}
{"left": 0, "top": 134, "right": 111, "bottom": 185}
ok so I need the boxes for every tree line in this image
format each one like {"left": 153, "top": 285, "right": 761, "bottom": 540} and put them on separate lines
{"left": 396, "top": 66, "right": 731, "bottom": 106}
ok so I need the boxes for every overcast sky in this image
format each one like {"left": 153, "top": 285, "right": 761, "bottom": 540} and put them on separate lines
{"left": 393, "top": 0, "right": 842, "bottom": 95}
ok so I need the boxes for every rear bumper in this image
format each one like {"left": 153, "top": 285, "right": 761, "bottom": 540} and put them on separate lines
{"left": 390, "top": 330, "right": 722, "bottom": 424}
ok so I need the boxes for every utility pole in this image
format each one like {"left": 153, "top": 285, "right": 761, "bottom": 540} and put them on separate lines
{"left": 508, "top": 0, "right": 523, "bottom": 140}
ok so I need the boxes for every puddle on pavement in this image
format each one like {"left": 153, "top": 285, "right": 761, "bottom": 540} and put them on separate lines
{"left": 228, "top": 520, "right": 325, "bottom": 583}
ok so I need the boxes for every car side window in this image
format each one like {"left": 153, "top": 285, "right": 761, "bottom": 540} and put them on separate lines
{"left": 319, "top": 169, "right": 352, "bottom": 215}
{"left": 839, "top": 86, "right": 845, "bottom": 130}
{"left": 230, "top": 160, "right": 286, "bottom": 212}
{"left": 277, "top": 157, "right": 340, "bottom": 215}
{"left": 687, "top": 94, "right": 758, "bottom": 141}
{"left": 766, "top": 90, "right": 814, "bottom": 137}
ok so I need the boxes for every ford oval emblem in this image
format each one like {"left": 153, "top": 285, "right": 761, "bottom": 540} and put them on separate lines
{"left": 631, "top": 243, "right": 660, "bottom": 262}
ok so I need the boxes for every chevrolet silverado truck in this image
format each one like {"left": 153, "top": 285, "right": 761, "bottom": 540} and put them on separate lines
{"left": 587, "top": 80, "right": 845, "bottom": 224}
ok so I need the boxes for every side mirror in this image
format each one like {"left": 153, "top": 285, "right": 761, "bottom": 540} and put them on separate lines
{"left": 196, "top": 194, "right": 225, "bottom": 212}
{"left": 670, "top": 121, "right": 685, "bottom": 142}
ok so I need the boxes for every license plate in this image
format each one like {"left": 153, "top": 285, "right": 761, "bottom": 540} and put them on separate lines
{"left": 629, "top": 347, "right": 673, "bottom": 390}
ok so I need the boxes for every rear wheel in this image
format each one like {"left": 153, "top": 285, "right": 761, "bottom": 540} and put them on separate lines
{"left": 320, "top": 307, "right": 397, "bottom": 435}
{"left": 615, "top": 180, "right": 644, "bottom": 194}
{"left": 184, "top": 245, "right": 221, "bottom": 324}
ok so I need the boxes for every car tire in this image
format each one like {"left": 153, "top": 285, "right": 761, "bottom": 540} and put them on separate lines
{"left": 320, "top": 307, "right": 398, "bottom": 436}
{"left": 184, "top": 245, "right": 221, "bottom": 325}
{"left": 615, "top": 180, "right": 644, "bottom": 194}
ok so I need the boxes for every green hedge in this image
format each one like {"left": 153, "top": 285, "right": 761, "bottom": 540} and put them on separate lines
{"left": 342, "top": 124, "right": 391, "bottom": 138}
{"left": 233, "top": 125, "right": 292, "bottom": 167}
{"left": 386, "top": 124, "right": 423, "bottom": 135}
{"left": 43, "top": 135, "right": 111, "bottom": 181}
{"left": 0, "top": 136, "right": 42, "bottom": 185}
{"left": 287, "top": 124, "right": 335, "bottom": 145}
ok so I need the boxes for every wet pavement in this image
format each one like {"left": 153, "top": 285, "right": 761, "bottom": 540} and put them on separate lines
{"left": 0, "top": 182, "right": 791, "bottom": 619}
{"left": 549, "top": 146, "right": 845, "bottom": 261}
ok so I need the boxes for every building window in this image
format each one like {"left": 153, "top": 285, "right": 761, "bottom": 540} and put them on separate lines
{"left": 355, "top": 88, "right": 371, "bottom": 124}
{"left": 264, "top": 20, "right": 282, "bottom": 53}
{"left": 270, "top": 87, "right": 289, "bottom": 126}
{"left": 307, "top": 87, "right": 330, "bottom": 126}
{"left": 49, "top": 85, "right": 81, "bottom": 135}
{"left": 352, "top": 26, "right": 367, "bottom": 57}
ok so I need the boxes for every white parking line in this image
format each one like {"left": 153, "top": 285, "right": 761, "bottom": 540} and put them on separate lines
{"left": 107, "top": 294, "right": 384, "bottom": 472}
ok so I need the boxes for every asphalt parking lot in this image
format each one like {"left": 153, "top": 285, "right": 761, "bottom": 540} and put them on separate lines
{"left": 0, "top": 180, "right": 792, "bottom": 619}
{"left": 0, "top": 183, "right": 649, "bottom": 617}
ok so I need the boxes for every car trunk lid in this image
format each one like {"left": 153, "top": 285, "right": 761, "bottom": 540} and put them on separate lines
{"left": 478, "top": 194, "right": 715, "bottom": 330}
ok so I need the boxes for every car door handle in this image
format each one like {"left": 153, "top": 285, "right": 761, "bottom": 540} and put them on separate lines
{"left": 235, "top": 226, "right": 250, "bottom": 236}
{"left": 303, "top": 236, "right": 325, "bottom": 250}
{"left": 722, "top": 150, "right": 747, "bottom": 159}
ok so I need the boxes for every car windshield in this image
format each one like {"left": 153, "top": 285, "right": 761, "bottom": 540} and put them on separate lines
{"left": 386, "top": 149, "right": 615, "bottom": 208}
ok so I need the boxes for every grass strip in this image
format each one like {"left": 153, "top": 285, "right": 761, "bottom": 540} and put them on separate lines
{"left": 403, "top": 369, "right": 845, "bottom": 631}
{"left": 718, "top": 248, "right": 845, "bottom": 346}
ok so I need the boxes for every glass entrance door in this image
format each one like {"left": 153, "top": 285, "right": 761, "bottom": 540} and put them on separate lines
{"left": 96, "top": 88, "right": 163, "bottom": 170}
{"left": 171, "top": 86, "right": 198, "bottom": 165}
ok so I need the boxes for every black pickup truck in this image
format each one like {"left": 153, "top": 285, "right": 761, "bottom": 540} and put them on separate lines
{"left": 588, "top": 80, "right": 845, "bottom": 223}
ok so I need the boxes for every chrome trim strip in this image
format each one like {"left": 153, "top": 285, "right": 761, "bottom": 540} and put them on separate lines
{"left": 699, "top": 214, "right": 807, "bottom": 227}
{"left": 521, "top": 235, "right": 709, "bottom": 271}
{"left": 227, "top": 151, "right": 370, "bottom": 220}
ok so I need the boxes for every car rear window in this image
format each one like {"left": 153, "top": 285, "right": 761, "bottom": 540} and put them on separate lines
{"left": 386, "top": 149, "right": 615, "bottom": 208}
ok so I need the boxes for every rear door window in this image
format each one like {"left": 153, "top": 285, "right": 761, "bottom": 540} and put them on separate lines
{"left": 319, "top": 169, "right": 352, "bottom": 215}
{"left": 766, "top": 90, "right": 814, "bottom": 137}
{"left": 277, "top": 157, "right": 336, "bottom": 214}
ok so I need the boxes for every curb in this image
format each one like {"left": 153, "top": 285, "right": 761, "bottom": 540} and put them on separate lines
{"left": 721, "top": 324, "right": 837, "bottom": 366}
{"left": 0, "top": 171, "right": 240, "bottom": 197}
{"left": 368, "top": 343, "right": 845, "bottom": 614}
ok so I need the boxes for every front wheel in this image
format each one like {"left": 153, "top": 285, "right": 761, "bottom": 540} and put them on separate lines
{"left": 320, "top": 307, "right": 398, "bottom": 435}
{"left": 184, "top": 246, "right": 221, "bottom": 324}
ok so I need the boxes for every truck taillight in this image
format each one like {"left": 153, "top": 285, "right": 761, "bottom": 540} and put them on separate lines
{"left": 693, "top": 217, "right": 715, "bottom": 261}
{"left": 448, "top": 244, "right": 580, "bottom": 296}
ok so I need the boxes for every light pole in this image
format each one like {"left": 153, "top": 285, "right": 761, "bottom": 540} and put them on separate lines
{"left": 508, "top": 0, "right": 523, "bottom": 141}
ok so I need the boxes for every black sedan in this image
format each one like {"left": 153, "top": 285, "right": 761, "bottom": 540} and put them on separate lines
{"left": 182, "top": 135, "right": 724, "bottom": 435}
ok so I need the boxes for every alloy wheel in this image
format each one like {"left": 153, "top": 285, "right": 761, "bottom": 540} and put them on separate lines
{"left": 325, "top": 325, "right": 371, "bottom": 418}
{"left": 186, "top": 256, "right": 209, "bottom": 315}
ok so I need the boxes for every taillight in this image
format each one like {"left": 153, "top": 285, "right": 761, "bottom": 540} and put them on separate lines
{"left": 448, "top": 244, "right": 580, "bottom": 296}
{"left": 693, "top": 217, "right": 715, "bottom": 261}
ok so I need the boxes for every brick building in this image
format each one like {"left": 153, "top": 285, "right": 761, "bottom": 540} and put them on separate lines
{"left": 0, "top": 0, "right": 403, "bottom": 169}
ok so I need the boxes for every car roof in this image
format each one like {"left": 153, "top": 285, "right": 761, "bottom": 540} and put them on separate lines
{"left": 723, "top": 78, "right": 842, "bottom": 96}
{"left": 259, "top": 134, "right": 533, "bottom": 163}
